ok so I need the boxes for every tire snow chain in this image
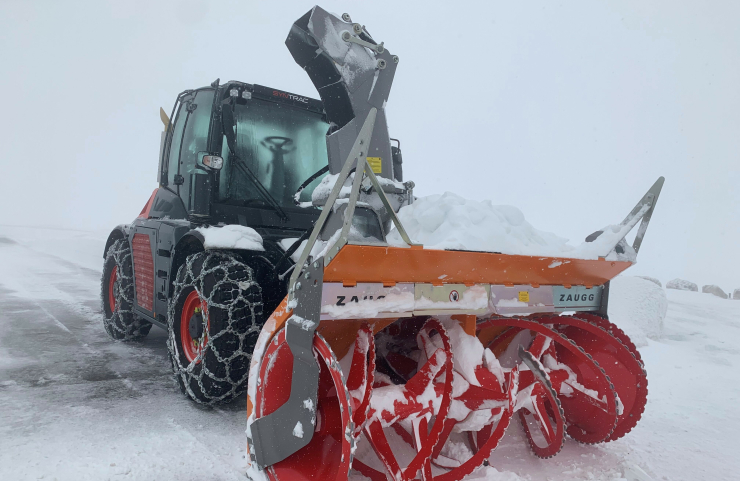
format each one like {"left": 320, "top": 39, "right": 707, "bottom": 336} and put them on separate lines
{"left": 167, "top": 251, "right": 263, "bottom": 405}
{"left": 250, "top": 257, "right": 325, "bottom": 467}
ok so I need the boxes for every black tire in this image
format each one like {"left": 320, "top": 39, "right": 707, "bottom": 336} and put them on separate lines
{"left": 168, "top": 250, "right": 264, "bottom": 405}
{"left": 101, "top": 239, "right": 152, "bottom": 341}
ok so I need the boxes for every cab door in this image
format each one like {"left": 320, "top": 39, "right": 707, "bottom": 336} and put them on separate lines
{"left": 176, "top": 89, "right": 215, "bottom": 214}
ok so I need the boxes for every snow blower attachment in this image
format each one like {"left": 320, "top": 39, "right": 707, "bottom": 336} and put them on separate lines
{"left": 245, "top": 6, "right": 663, "bottom": 481}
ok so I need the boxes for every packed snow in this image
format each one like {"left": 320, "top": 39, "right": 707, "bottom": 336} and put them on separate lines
{"left": 195, "top": 224, "right": 265, "bottom": 251}
{"left": 637, "top": 276, "right": 662, "bottom": 287}
{"left": 386, "top": 192, "right": 638, "bottom": 261}
{"left": 0, "top": 225, "right": 738, "bottom": 481}
{"left": 666, "top": 278, "right": 698, "bottom": 292}
{"left": 701, "top": 284, "right": 728, "bottom": 299}
{"left": 608, "top": 276, "right": 668, "bottom": 347}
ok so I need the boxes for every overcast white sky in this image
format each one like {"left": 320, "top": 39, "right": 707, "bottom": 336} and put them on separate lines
{"left": 1, "top": 0, "right": 738, "bottom": 290}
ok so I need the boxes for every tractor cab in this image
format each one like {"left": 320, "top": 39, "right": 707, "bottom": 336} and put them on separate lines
{"left": 157, "top": 81, "right": 332, "bottom": 231}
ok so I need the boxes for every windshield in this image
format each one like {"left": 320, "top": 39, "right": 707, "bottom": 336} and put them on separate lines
{"left": 218, "top": 99, "right": 329, "bottom": 207}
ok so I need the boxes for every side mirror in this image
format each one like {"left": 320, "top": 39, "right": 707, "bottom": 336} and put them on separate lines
{"left": 198, "top": 152, "right": 223, "bottom": 170}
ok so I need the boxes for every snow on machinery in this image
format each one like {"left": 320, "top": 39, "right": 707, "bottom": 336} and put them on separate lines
{"left": 98, "top": 5, "right": 663, "bottom": 480}
{"left": 245, "top": 7, "right": 663, "bottom": 481}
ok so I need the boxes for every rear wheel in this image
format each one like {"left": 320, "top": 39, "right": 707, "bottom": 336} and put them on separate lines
{"left": 168, "top": 250, "right": 263, "bottom": 405}
{"left": 101, "top": 239, "right": 152, "bottom": 341}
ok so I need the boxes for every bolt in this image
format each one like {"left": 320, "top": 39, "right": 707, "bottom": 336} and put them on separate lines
{"left": 353, "top": 23, "right": 363, "bottom": 34}
{"left": 377, "top": 59, "right": 387, "bottom": 70}
{"left": 304, "top": 272, "right": 310, "bottom": 280}
{"left": 376, "top": 42, "right": 385, "bottom": 53}
{"left": 313, "top": 262, "right": 319, "bottom": 268}
{"left": 341, "top": 31, "right": 351, "bottom": 41}
{"left": 342, "top": 13, "right": 352, "bottom": 22}
{"left": 393, "top": 55, "right": 399, "bottom": 64}
{"left": 295, "top": 282, "right": 302, "bottom": 290}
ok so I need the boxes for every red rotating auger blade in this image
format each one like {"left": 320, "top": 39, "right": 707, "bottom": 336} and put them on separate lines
{"left": 546, "top": 313, "right": 648, "bottom": 441}
{"left": 357, "top": 318, "right": 454, "bottom": 481}
{"left": 478, "top": 317, "right": 620, "bottom": 445}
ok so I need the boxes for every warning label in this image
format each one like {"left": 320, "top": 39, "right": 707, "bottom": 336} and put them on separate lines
{"left": 367, "top": 157, "right": 382, "bottom": 173}
{"left": 518, "top": 291, "right": 530, "bottom": 303}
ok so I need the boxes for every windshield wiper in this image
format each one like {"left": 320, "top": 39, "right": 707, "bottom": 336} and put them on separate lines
{"left": 293, "top": 165, "right": 329, "bottom": 205}
{"left": 221, "top": 101, "right": 288, "bottom": 221}
{"left": 233, "top": 158, "right": 289, "bottom": 221}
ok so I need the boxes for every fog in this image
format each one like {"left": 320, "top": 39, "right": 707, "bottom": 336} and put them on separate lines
{"left": 1, "top": 0, "right": 738, "bottom": 289}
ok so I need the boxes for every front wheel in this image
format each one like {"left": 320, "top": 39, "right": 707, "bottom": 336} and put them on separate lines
{"left": 168, "top": 250, "right": 264, "bottom": 405}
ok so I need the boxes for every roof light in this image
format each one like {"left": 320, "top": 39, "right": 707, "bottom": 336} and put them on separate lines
{"left": 242, "top": 91, "right": 252, "bottom": 100}
{"left": 229, "top": 89, "right": 239, "bottom": 97}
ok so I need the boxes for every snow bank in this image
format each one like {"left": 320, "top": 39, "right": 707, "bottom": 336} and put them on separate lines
{"left": 386, "top": 192, "right": 635, "bottom": 261}
{"left": 638, "top": 276, "right": 662, "bottom": 287}
{"left": 195, "top": 225, "right": 264, "bottom": 251}
{"left": 666, "top": 278, "right": 698, "bottom": 292}
{"left": 608, "top": 276, "right": 668, "bottom": 347}
{"left": 733, "top": 288, "right": 740, "bottom": 300}
{"left": 701, "top": 285, "right": 728, "bottom": 299}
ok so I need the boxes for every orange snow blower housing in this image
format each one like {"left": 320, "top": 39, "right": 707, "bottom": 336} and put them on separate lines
{"left": 244, "top": 7, "right": 663, "bottom": 481}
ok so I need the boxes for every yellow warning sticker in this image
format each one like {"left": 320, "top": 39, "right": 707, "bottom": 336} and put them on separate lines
{"left": 367, "top": 157, "right": 382, "bottom": 174}
{"left": 518, "top": 291, "right": 530, "bottom": 303}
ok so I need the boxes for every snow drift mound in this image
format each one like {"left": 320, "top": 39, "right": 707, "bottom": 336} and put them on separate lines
{"left": 638, "top": 276, "right": 662, "bottom": 287}
{"left": 386, "top": 192, "right": 635, "bottom": 260}
{"left": 734, "top": 289, "right": 740, "bottom": 300}
{"left": 608, "top": 276, "right": 668, "bottom": 347}
{"left": 702, "top": 285, "right": 728, "bottom": 299}
{"left": 666, "top": 278, "right": 698, "bottom": 292}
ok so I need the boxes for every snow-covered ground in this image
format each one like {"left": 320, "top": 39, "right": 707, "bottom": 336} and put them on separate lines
{"left": 0, "top": 225, "right": 738, "bottom": 480}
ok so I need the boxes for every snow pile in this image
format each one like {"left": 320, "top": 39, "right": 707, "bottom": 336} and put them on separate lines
{"left": 312, "top": 173, "right": 351, "bottom": 205}
{"left": 733, "top": 288, "right": 740, "bottom": 300}
{"left": 195, "top": 225, "right": 264, "bottom": 251}
{"left": 701, "top": 285, "right": 728, "bottom": 299}
{"left": 386, "top": 192, "right": 635, "bottom": 261}
{"left": 666, "top": 278, "right": 698, "bottom": 292}
{"left": 608, "top": 276, "right": 668, "bottom": 347}
{"left": 638, "top": 276, "right": 662, "bottom": 287}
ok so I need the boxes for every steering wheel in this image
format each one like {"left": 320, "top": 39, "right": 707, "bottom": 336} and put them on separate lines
{"left": 261, "top": 136, "right": 294, "bottom": 152}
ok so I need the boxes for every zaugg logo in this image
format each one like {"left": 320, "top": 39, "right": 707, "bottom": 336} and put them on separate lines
{"left": 273, "top": 90, "right": 308, "bottom": 103}
{"left": 336, "top": 295, "right": 386, "bottom": 306}
{"left": 560, "top": 293, "right": 596, "bottom": 302}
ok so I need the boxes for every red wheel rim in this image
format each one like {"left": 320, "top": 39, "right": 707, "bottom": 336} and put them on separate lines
{"left": 255, "top": 328, "right": 352, "bottom": 481}
{"left": 107, "top": 265, "right": 118, "bottom": 313}
{"left": 180, "top": 290, "right": 207, "bottom": 363}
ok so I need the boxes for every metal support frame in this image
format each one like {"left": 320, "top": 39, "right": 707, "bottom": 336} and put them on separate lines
{"left": 254, "top": 109, "right": 420, "bottom": 469}
{"left": 590, "top": 177, "right": 665, "bottom": 258}
{"left": 250, "top": 258, "right": 325, "bottom": 467}
{"left": 625, "top": 176, "right": 664, "bottom": 254}
{"left": 287, "top": 108, "right": 378, "bottom": 297}
{"left": 287, "top": 108, "right": 419, "bottom": 298}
